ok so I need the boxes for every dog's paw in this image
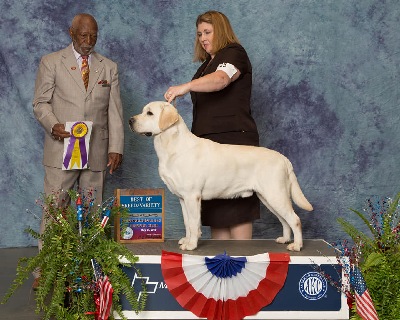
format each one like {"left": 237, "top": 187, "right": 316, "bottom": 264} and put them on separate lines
{"left": 286, "top": 242, "right": 302, "bottom": 252}
{"left": 178, "top": 237, "right": 188, "bottom": 245}
{"left": 275, "top": 236, "right": 290, "bottom": 244}
{"left": 179, "top": 241, "right": 197, "bottom": 251}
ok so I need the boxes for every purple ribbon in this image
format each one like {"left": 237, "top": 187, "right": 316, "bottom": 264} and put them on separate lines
{"left": 63, "top": 122, "right": 88, "bottom": 169}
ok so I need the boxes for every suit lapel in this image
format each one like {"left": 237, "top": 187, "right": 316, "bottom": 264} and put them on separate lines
{"left": 87, "top": 53, "right": 104, "bottom": 95}
{"left": 61, "top": 45, "right": 87, "bottom": 93}
{"left": 61, "top": 46, "right": 105, "bottom": 95}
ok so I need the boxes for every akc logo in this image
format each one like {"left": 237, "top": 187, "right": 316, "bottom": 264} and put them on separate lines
{"left": 299, "top": 272, "right": 327, "bottom": 300}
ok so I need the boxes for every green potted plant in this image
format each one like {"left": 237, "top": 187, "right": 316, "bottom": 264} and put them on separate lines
{"left": 337, "top": 192, "right": 400, "bottom": 319}
{"left": 1, "top": 190, "right": 146, "bottom": 320}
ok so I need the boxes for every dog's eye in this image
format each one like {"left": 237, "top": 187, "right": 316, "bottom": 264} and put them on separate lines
{"left": 147, "top": 111, "right": 153, "bottom": 116}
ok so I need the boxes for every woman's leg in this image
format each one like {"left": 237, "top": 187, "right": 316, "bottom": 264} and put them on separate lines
{"left": 230, "top": 222, "right": 253, "bottom": 239}
{"left": 211, "top": 222, "right": 253, "bottom": 240}
{"left": 211, "top": 227, "right": 232, "bottom": 239}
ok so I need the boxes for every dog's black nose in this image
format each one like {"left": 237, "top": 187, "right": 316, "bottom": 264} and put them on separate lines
{"left": 129, "top": 118, "right": 134, "bottom": 127}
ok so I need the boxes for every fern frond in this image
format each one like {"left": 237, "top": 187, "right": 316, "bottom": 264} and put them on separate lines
{"left": 1, "top": 192, "right": 146, "bottom": 319}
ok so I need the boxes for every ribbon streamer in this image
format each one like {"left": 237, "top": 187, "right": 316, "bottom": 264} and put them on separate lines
{"left": 63, "top": 122, "right": 90, "bottom": 170}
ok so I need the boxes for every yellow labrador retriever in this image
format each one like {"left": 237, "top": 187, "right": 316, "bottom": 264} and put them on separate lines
{"left": 129, "top": 101, "right": 313, "bottom": 251}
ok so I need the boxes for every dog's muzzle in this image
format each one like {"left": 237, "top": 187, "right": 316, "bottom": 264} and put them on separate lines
{"left": 128, "top": 117, "right": 152, "bottom": 136}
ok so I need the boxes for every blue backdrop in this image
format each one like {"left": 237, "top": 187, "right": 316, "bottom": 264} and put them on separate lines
{"left": 1, "top": 0, "right": 399, "bottom": 248}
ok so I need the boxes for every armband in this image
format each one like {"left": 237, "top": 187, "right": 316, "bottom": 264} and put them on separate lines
{"left": 216, "top": 62, "right": 238, "bottom": 78}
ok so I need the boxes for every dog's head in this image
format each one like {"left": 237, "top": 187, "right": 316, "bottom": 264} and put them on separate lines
{"left": 129, "top": 101, "right": 179, "bottom": 136}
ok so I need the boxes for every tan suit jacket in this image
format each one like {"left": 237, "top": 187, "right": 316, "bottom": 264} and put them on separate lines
{"left": 33, "top": 44, "right": 124, "bottom": 171}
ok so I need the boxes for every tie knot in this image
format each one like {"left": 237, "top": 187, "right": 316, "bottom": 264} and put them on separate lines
{"left": 81, "top": 55, "right": 88, "bottom": 60}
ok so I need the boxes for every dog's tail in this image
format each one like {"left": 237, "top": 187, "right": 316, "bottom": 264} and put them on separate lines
{"left": 287, "top": 160, "right": 313, "bottom": 211}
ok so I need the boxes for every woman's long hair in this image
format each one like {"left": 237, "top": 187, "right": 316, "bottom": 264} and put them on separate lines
{"left": 193, "top": 11, "right": 240, "bottom": 62}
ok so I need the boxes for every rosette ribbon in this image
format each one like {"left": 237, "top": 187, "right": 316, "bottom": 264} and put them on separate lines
{"left": 63, "top": 122, "right": 89, "bottom": 170}
{"left": 161, "top": 250, "right": 290, "bottom": 320}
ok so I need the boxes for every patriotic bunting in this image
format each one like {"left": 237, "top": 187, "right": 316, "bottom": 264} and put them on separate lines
{"left": 161, "top": 250, "right": 290, "bottom": 320}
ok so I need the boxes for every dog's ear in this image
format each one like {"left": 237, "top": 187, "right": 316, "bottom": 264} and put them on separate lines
{"left": 159, "top": 103, "right": 179, "bottom": 131}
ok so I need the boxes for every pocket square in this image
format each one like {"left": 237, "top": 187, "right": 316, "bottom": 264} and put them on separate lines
{"left": 98, "top": 80, "right": 111, "bottom": 87}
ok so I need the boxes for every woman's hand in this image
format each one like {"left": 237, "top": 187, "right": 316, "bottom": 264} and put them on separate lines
{"left": 164, "top": 83, "right": 191, "bottom": 103}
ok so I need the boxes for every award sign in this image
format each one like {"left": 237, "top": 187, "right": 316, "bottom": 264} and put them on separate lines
{"left": 115, "top": 188, "right": 165, "bottom": 243}
{"left": 62, "top": 121, "right": 93, "bottom": 170}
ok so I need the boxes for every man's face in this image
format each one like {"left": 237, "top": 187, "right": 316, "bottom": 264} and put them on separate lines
{"left": 69, "top": 17, "right": 98, "bottom": 56}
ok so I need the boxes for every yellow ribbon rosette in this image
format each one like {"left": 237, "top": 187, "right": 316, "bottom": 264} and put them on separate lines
{"left": 72, "top": 122, "right": 88, "bottom": 138}
{"left": 63, "top": 122, "right": 89, "bottom": 169}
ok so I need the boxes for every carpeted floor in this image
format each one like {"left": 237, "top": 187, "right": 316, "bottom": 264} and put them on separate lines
{"left": 0, "top": 247, "right": 41, "bottom": 320}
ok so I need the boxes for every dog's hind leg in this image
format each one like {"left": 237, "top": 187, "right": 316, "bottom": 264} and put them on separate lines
{"left": 178, "top": 195, "right": 202, "bottom": 250}
{"left": 279, "top": 210, "right": 302, "bottom": 252}
{"left": 256, "top": 193, "right": 303, "bottom": 251}
{"left": 257, "top": 194, "right": 292, "bottom": 243}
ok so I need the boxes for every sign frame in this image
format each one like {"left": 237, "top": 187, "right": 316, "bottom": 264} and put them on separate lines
{"left": 114, "top": 188, "right": 165, "bottom": 243}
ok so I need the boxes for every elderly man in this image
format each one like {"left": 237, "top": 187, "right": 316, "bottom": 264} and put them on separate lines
{"left": 32, "top": 13, "right": 124, "bottom": 288}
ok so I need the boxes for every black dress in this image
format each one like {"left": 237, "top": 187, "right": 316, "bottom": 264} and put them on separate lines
{"left": 190, "top": 43, "right": 260, "bottom": 228}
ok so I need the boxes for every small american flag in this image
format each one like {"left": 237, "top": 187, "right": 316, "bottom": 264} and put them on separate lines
{"left": 91, "top": 259, "right": 114, "bottom": 320}
{"left": 98, "top": 275, "right": 113, "bottom": 320}
{"left": 91, "top": 258, "right": 103, "bottom": 282}
{"left": 351, "top": 266, "right": 379, "bottom": 320}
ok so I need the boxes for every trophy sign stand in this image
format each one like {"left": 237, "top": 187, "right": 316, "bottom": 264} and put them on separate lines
{"left": 115, "top": 188, "right": 164, "bottom": 243}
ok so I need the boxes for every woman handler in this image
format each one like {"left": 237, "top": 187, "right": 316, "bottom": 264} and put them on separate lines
{"left": 164, "top": 11, "right": 260, "bottom": 240}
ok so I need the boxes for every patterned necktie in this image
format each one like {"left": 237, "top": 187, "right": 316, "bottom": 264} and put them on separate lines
{"left": 81, "top": 55, "right": 89, "bottom": 90}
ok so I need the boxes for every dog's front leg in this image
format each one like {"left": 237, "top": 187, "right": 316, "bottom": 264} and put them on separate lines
{"left": 179, "top": 195, "right": 202, "bottom": 251}
{"left": 178, "top": 198, "right": 190, "bottom": 246}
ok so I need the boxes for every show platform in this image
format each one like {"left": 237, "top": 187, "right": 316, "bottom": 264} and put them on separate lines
{"left": 118, "top": 239, "right": 349, "bottom": 320}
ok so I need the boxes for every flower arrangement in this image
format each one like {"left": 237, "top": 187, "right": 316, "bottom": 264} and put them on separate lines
{"left": 313, "top": 192, "right": 400, "bottom": 319}
{"left": 1, "top": 189, "right": 146, "bottom": 320}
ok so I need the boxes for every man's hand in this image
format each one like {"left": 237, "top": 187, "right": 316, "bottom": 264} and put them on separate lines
{"left": 107, "top": 153, "right": 123, "bottom": 174}
{"left": 51, "top": 123, "right": 71, "bottom": 141}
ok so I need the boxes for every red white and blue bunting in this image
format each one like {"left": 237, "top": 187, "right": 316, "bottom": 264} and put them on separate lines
{"left": 161, "top": 250, "right": 290, "bottom": 320}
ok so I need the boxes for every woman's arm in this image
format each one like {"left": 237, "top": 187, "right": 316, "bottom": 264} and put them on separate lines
{"left": 164, "top": 68, "right": 241, "bottom": 103}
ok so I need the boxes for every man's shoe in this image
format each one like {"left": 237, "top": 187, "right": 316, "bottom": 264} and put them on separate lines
{"left": 32, "top": 277, "right": 40, "bottom": 291}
